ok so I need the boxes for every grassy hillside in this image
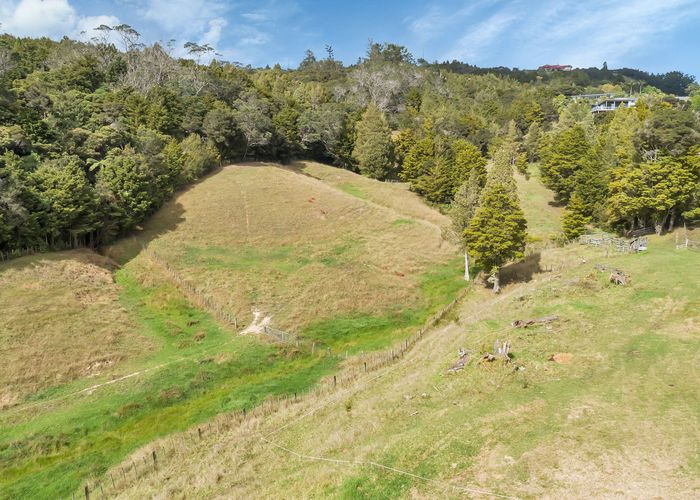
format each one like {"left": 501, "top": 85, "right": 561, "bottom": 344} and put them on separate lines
{"left": 0, "top": 250, "right": 151, "bottom": 407}
{"left": 107, "top": 162, "right": 457, "bottom": 336}
{"left": 516, "top": 165, "right": 562, "bottom": 241}
{"left": 0, "top": 163, "right": 463, "bottom": 498}
{"left": 108, "top": 234, "right": 700, "bottom": 498}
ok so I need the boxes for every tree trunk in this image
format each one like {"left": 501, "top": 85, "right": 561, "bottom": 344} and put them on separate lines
{"left": 463, "top": 251, "right": 470, "bottom": 281}
{"left": 492, "top": 269, "right": 501, "bottom": 294}
{"left": 654, "top": 216, "right": 663, "bottom": 236}
{"left": 668, "top": 210, "right": 676, "bottom": 233}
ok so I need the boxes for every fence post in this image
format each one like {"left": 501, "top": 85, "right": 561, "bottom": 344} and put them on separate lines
{"left": 333, "top": 375, "right": 337, "bottom": 387}
{"left": 152, "top": 450, "right": 158, "bottom": 470}
{"left": 364, "top": 361, "right": 367, "bottom": 372}
{"left": 84, "top": 485, "right": 89, "bottom": 500}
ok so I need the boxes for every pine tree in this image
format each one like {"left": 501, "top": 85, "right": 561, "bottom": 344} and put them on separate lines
{"left": 465, "top": 154, "right": 527, "bottom": 293}
{"left": 539, "top": 125, "right": 594, "bottom": 202}
{"left": 400, "top": 133, "right": 434, "bottom": 182}
{"left": 413, "top": 155, "right": 454, "bottom": 204}
{"left": 607, "top": 156, "right": 695, "bottom": 234}
{"left": 449, "top": 168, "right": 482, "bottom": 280}
{"left": 452, "top": 139, "right": 487, "bottom": 190}
{"left": 487, "top": 144, "right": 518, "bottom": 194}
{"left": 524, "top": 121, "right": 541, "bottom": 163}
{"left": 465, "top": 183, "right": 527, "bottom": 293}
{"left": 561, "top": 193, "right": 591, "bottom": 240}
{"left": 351, "top": 103, "right": 394, "bottom": 180}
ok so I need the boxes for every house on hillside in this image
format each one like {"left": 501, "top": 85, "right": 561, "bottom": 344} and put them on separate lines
{"left": 539, "top": 64, "right": 573, "bottom": 71}
{"left": 570, "top": 93, "right": 615, "bottom": 101}
{"left": 591, "top": 97, "right": 637, "bottom": 113}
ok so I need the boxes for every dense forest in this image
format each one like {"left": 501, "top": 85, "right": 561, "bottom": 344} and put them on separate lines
{"left": 1, "top": 29, "right": 699, "bottom": 271}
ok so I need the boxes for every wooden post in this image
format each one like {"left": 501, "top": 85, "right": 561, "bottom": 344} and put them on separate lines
{"left": 333, "top": 375, "right": 337, "bottom": 387}
{"left": 364, "top": 361, "right": 367, "bottom": 372}
{"left": 84, "top": 485, "right": 89, "bottom": 500}
{"left": 198, "top": 427, "right": 203, "bottom": 439}
{"left": 152, "top": 450, "right": 157, "bottom": 469}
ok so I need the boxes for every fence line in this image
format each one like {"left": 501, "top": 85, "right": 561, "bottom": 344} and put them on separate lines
{"left": 578, "top": 233, "right": 648, "bottom": 253}
{"left": 143, "top": 246, "right": 240, "bottom": 329}
{"left": 675, "top": 230, "right": 700, "bottom": 252}
{"left": 76, "top": 285, "right": 470, "bottom": 499}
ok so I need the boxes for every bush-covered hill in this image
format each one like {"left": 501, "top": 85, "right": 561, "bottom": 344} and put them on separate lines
{"left": 1, "top": 32, "right": 699, "bottom": 259}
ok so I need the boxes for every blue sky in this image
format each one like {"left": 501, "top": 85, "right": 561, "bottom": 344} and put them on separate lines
{"left": 1, "top": 0, "right": 699, "bottom": 78}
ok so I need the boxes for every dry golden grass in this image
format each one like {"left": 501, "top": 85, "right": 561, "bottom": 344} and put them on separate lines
{"left": 107, "top": 234, "right": 700, "bottom": 499}
{"left": 293, "top": 161, "right": 450, "bottom": 228}
{"left": 108, "top": 162, "right": 456, "bottom": 333}
{"left": 516, "top": 165, "right": 563, "bottom": 241}
{"left": 0, "top": 250, "right": 151, "bottom": 407}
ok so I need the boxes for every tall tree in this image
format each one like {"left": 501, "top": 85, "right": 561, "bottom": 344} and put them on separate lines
{"left": 539, "top": 125, "right": 594, "bottom": 202}
{"left": 465, "top": 183, "right": 527, "bottom": 293}
{"left": 607, "top": 155, "right": 695, "bottom": 234}
{"left": 449, "top": 168, "right": 482, "bottom": 280}
{"left": 561, "top": 193, "right": 591, "bottom": 240}
{"left": 351, "top": 103, "right": 394, "bottom": 179}
{"left": 452, "top": 139, "right": 487, "bottom": 190}
{"left": 465, "top": 149, "right": 527, "bottom": 293}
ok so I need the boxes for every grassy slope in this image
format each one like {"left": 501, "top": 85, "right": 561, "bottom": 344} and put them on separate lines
{"left": 0, "top": 250, "right": 151, "bottom": 406}
{"left": 111, "top": 234, "right": 700, "bottom": 499}
{"left": 516, "top": 164, "right": 563, "bottom": 241}
{"left": 0, "top": 163, "right": 463, "bottom": 498}
{"left": 108, "top": 162, "right": 457, "bottom": 334}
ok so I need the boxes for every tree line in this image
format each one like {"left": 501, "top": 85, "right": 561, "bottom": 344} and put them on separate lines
{"left": 1, "top": 32, "right": 699, "bottom": 287}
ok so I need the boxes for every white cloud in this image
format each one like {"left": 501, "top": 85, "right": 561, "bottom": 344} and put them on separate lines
{"left": 442, "top": 10, "right": 516, "bottom": 62}
{"left": 435, "top": 0, "right": 700, "bottom": 68}
{"left": 141, "top": 0, "right": 227, "bottom": 35}
{"left": 406, "top": 0, "right": 495, "bottom": 43}
{"left": 0, "top": 0, "right": 124, "bottom": 44}
{"left": 242, "top": 11, "right": 270, "bottom": 23}
{"left": 534, "top": 0, "right": 700, "bottom": 68}
{"left": 74, "top": 15, "right": 121, "bottom": 43}
{"left": 0, "top": 0, "right": 76, "bottom": 37}
{"left": 199, "top": 17, "right": 226, "bottom": 48}
{"left": 237, "top": 26, "right": 272, "bottom": 46}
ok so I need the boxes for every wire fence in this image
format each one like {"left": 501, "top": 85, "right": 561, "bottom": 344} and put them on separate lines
{"left": 675, "top": 231, "right": 700, "bottom": 252}
{"left": 578, "top": 233, "right": 648, "bottom": 253}
{"left": 143, "top": 246, "right": 240, "bottom": 329}
{"left": 73, "top": 285, "right": 470, "bottom": 499}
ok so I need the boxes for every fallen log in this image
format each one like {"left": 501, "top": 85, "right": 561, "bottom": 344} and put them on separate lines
{"left": 511, "top": 316, "right": 559, "bottom": 328}
{"left": 447, "top": 348, "right": 472, "bottom": 373}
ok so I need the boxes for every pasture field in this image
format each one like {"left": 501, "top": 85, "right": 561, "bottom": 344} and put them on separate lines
{"left": 515, "top": 164, "right": 563, "bottom": 241}
{"left": 107, "top": 162, "right": 458, "bottom": 335}
{"left": 0, "top": 163, "right": 463, "bottom": 498}
{"left": 109, "top": 233, "right": 700, "bottom": 499}
{"left": 0, "top": 250, "right": 151, "bottom": 407}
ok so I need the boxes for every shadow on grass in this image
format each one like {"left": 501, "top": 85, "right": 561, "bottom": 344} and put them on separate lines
{"left": 500, "top": 252, "right": 543, "bottom": 286}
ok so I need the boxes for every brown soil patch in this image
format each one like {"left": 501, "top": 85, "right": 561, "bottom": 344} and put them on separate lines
{"left": 549, "top": 352, "right": 573, "bottom": 364}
